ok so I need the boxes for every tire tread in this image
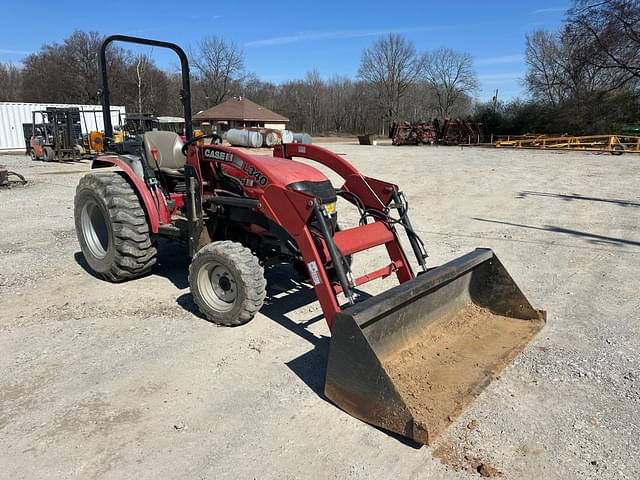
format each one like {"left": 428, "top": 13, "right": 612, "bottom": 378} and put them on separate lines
{"left": 75, "top": 172, "right": 157, "bottom": 281}
{"left": 189, "top": 240, "right": 266, "bottom": 326}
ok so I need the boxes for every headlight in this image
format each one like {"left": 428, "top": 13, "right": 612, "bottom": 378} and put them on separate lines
{"left": 325, "top": 201, "right": 336, "bottom": 214}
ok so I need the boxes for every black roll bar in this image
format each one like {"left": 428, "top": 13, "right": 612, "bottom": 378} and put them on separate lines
{"left": 98, "top": 35, "right": 193, "bottom": 140}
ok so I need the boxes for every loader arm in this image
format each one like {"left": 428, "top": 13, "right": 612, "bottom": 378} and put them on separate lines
{"left": 274, "top": 143, "right": 393, "bottom": 209}
{"left": 274, "top": 142, "right": 427, "bottom": 277}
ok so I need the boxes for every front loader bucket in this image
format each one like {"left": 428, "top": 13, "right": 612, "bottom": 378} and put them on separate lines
{"left": 324, "top": 248, "right": 545, "bottom": 445}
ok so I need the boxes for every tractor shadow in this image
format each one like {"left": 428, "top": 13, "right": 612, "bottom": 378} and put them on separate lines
{"left": 77, "top": 243, "right": 421, "bottom": 446}
{"left": 171, "top": 261, "right": 334, "bottom": 393}
{"left": 260, "top": 268, "right": 420, "bottom": 448}
{"left": 74, "top": 239, "right": 192, "bottom": 288}
{"left": 262, "top": 266, "right": 330, "bottom": 396}
{"left": 154, "top": 240, "right": 191, "bottom": 289}
{"left": 74, "top": 251, "right": 96, "bottom": 278}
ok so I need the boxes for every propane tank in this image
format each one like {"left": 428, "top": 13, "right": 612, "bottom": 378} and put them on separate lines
{"left": 226, "top": 129, "right": 264, "bottom": 148}
{"left": 292, "top": 132, "right": 313, "bottom": 144}
{"left": 280, "top": 129, "right": 294, "bottom": 144}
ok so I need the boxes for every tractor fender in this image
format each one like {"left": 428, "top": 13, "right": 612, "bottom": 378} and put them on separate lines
{"left": 91, "top": 155, "right": 163, "bottom": 233}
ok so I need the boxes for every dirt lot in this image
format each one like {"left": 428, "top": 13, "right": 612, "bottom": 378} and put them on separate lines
{"left": 1, "top": 144, "right": 639, "bottom": 479}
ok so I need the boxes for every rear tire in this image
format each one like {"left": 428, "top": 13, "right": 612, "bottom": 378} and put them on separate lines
{"left": 43, "top": 146, "right": 55, "bottom": 162}
{"left": 74, "top": 172, "right": 157, "bottom": 281}
{"left": 189, "top": 241, "right": 266, "bottom": 326}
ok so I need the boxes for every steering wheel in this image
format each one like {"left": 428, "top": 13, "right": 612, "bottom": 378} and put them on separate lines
{"left": 181, "top": 133, "right": 221, "bottom": 155}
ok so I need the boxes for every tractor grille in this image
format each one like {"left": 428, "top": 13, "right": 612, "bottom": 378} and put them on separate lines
{"left": 288, "top": 180, "right": 338, "bottom": 235}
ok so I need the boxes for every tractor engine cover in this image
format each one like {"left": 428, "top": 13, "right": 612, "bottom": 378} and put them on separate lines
{"left": 223, "top": 154, "right": 338, "bottom": 214}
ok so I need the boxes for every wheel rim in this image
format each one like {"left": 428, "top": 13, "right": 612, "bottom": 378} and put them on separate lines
{"left": 81, "top": 199, "right": 109, "bottom": 259}
{"left": 197, "top": 262, "right": 237, "bottom": 313}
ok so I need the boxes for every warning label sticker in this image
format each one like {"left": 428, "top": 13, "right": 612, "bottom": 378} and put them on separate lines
{"left": 307, "top": 261, "right": 321, "bottom": 286}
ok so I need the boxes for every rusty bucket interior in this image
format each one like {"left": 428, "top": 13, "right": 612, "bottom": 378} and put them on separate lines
{"left": 324, "top": 248, "right": 545, "bottom": 445}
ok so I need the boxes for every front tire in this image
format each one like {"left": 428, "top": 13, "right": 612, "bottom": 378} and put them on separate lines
{"left": 74, "top": 172, "right": 157, "bottom": 281}
{"left": 189, "top": 241, "right": 266, "bottom": 326}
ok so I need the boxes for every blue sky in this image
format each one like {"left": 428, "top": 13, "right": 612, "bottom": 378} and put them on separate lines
{"left": 0, "top": 0, "right": 568, "bottom": 101}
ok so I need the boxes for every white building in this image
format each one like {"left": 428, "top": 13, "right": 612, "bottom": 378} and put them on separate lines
{"left": 0, "top": 102, "right": 126, "bottom": 151}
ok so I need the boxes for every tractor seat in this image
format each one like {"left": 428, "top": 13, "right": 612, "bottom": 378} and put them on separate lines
{"left": 143, "top": 131, "right": 186, "bottom": 175}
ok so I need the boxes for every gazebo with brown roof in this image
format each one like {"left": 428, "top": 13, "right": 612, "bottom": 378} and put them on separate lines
{"left": 193, "top": 97, "right": 289, "bottom": 132}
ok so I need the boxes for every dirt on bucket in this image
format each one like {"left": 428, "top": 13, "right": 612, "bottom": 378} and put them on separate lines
{"left": 382, "top": 302, "right": 544, "bottom": 444}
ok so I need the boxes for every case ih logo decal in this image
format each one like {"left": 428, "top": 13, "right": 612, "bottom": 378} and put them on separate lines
{"left": 202, "top": 147, "right": 268, "bottom": 186}
{"left": 203, "top": 147, "right": 232, "bottom": 162}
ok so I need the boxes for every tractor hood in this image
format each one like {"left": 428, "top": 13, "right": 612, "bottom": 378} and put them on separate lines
{"left": 249, "top": 155, "right": 337, "bottom": 205}
{"left": 249, "top": 155, "right": 329, "bottom": 186}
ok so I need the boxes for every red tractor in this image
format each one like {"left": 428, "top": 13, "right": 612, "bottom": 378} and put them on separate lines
{"left": 74, "top": 35, "right": 544, "bottom": 445}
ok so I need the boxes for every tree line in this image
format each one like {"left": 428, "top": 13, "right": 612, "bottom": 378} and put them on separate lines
{"left": 0, "top": 31, "right": 184, "bottom": 117}
{"left": 0, "top": 31, "right": 476, "bottom": 135}
{"left": 1, "top": 0, "right": 638, "bottom": 136}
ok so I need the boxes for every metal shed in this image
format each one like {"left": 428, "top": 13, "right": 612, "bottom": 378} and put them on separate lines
{"left": 0, "top": 102, "right": 126, "bottom": 151}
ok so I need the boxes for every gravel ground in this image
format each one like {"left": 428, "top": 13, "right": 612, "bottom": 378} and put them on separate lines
{"left": 0, "top": 145, "right": 639, "bottom": 479}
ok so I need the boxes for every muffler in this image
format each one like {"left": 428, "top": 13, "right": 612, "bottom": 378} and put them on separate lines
{"left": 324, "top": 248, "right": 545, "bottom": 445}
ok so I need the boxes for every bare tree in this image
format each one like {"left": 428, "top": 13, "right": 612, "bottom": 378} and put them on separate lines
{"left": 568, "top": 0, "right": 640, "bottom": 84}
{"left": 12, "top": 29, "right": 487, "bottom": 134}
{"left": 134, "top": 53, "right": 151, "bottom": 113}
{"left": 423, "top": 48, "right": 478, "bottom": 118}
{"left": 516, "top": 1, "right": 640, "bottom": 135}
{"left": 303, "top": 70, "right": 324, "bottom": 134}
{"left": 21, "top": 30, "right": 104, "bottom": 104}
{"left": 63, "top": 31, "right": 103, "bottom": 103}
{"left": 121, "top": 54, "right": 175, "bottom": 115}
{"left": 326, "top": 75, "right": 357, "bottom": 133}
{"left": 239, "top": 72, "right": 278, "bottom": 110}
{"left": 525, "top": 30, "right": 568, "bottom": 105}
{"left": 20, "top": 30, "right": 133, "bottom": 105}
{"left": 190, "top": 36, "right": 245, "bottom": 107}
{"left": 22, "top": 44, "right": 74, "bottom": 103}
{"left": 525, "top": 24, "right": 633, "bottom": 106}
{"left": 0, "top": 62, "right": 21, "bottom": 101}
{"left": 358, "top": 34, "right": 425, "bottom": 131}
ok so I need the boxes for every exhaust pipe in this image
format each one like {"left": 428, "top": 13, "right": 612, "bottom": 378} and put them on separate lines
{"left": 324, "top": 248, "right": 545, "bottom": 445}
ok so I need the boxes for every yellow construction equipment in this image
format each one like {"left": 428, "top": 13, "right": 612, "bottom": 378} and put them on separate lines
{"left": 495, "top": 134, "right": 640, "bottom": 154}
